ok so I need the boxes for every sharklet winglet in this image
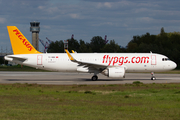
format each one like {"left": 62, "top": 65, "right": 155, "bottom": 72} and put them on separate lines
{"left": 65, "top": 49, "right": 76, "bottom": 61}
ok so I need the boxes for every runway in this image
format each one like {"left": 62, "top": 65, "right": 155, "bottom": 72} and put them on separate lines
{"left": 0, "top": 71, "right": 180, "bottom": 85}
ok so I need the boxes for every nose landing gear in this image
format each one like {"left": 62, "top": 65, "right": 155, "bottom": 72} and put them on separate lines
{"left": 151, "top": 72, "right": 156, "bottom": 80}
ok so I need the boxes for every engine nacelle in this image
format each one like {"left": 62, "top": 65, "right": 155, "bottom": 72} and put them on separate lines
{"left": 102, "top": 67, "right": 125, "bottom": 78}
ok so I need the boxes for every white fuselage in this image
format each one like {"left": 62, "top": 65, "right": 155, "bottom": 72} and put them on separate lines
{"left": 5, "top": 53, "right": 177, "bottom": 73}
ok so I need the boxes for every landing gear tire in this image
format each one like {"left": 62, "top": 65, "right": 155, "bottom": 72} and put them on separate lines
{"left": 92, "top": 75, "right": 98, "bottom": 81}
{"left": 151, "top": 76, "right": 156, "bottom": 80}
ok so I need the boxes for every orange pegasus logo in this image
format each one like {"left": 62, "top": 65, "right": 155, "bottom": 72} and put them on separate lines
{"left": 13, "top": 29, "right": 33, "bottom": 51}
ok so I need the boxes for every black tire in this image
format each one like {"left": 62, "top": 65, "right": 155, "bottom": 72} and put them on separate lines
{"left": 151, "top": 76, "right": 156, "bottom": 80}
{"left": 92, "top": 75, "right": 98, "bottom": 81}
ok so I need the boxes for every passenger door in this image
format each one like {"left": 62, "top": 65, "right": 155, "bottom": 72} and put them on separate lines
{"left": 151, "top": 55, "right": 156, "bottom": 65}
{"left": 37, "top": 55, "right": 43, "bottom": 65}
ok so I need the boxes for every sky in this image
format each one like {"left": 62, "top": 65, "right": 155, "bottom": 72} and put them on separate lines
{"left": 0, "top": 0, "right": 180, "bottom": 52}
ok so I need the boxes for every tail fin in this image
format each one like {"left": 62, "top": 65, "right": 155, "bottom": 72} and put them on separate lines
{"left": 7, "top": 26, "right": 41, "bottom": 55}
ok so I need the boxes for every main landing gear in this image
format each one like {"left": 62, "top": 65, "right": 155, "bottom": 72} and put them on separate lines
{"left": 151, "top": 72, "right": 156, "bottom": 80}
{"left": 91, "top": 75, "right": 98, "bottom": 81}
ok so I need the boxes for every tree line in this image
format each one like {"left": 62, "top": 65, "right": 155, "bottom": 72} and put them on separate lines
{"left": 47, "top": 27, "right": 180, "bottom": 68}
{"left": 126, "top": 28, "right": 180, "bottom": 68}
{"left": 47, "top": 36, "right": 126, "bottom": 53}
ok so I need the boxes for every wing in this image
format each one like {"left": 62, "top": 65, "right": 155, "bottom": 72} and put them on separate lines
{"left": 65, "top": 49, "right": 108, "bottom": 70}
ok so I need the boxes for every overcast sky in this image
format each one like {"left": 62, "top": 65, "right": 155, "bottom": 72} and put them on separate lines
{"left": 1, "top": 0, "right": 180, "bottom": 52}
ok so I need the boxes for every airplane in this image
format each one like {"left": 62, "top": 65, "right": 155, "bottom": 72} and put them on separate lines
{"left": 5, "top": 26, "right": 177, "bottom": 81}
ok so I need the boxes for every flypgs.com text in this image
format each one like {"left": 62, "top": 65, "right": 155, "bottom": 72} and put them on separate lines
{"left": 13, "top": 29, "right": 33, "bottom": 51}
{"left": 102, "top": 55, "right": 150, "bottom": 66}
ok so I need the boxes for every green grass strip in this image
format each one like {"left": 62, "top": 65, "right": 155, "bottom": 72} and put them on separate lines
{"left": 0, "top": 83, "right": 180, "bottom": 120}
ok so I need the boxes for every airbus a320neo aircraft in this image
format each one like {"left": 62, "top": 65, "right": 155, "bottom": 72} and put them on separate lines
{"left": 5, "top": 26, "right": 177, "bottom": 80}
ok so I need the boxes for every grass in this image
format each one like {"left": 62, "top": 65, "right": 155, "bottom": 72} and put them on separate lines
{"left": 0, "top": 83, "right": 180, "bottom": 120}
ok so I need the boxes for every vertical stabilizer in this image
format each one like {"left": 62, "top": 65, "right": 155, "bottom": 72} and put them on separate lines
{"left": 7, "top": 26, "right": 41, "bottom": 55}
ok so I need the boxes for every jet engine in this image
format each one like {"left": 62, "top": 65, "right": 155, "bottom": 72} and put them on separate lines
{"left": 102, "top": 67, "right": 125, "bottom": 78}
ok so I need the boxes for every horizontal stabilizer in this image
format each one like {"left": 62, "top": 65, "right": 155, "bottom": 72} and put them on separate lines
{"left": 4, "top": 55, "right": 27, "bottom": 62}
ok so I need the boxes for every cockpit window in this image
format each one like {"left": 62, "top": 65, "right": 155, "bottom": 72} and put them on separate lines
{"left": 162, "top": 58, "right": 170, "bottom": 61}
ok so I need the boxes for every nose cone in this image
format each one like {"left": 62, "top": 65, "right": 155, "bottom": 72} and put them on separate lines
{"left": 171, "top": 61, "right": 177, "bottom": 69}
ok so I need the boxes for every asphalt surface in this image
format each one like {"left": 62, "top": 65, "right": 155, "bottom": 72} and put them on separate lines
{"left": 0, "top": 71, "right": 180, "bottom": 85}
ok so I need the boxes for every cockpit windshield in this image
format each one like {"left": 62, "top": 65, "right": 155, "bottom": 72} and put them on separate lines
{"left": 162, "top": 58, "right": 170, "bottom": 61}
